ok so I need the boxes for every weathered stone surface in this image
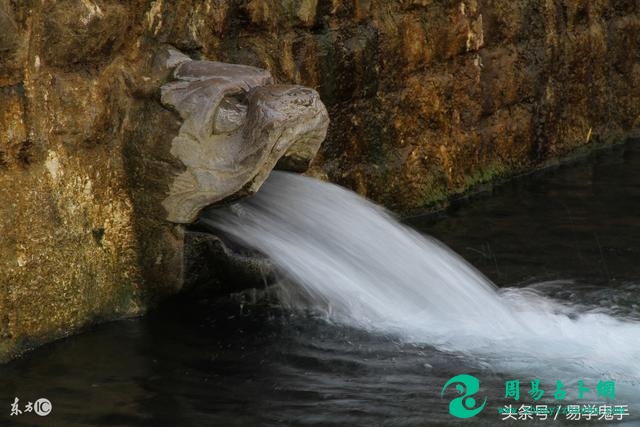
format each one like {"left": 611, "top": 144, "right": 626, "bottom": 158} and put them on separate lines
{"left": 160, "top": 57, "right": 329, "bottom": 223}
{"left": 183, "top": 230, "right": 274, "bottom": 295}
{"left": 1, "top": 0, "right": 640, "bottom": 362}
{"left": 304, "top": 1, "right": 640, "bottom": 210}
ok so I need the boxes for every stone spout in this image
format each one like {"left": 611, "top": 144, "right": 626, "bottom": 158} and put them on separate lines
{"left": 159, "top": 50, "right": 329, "bottom": 223}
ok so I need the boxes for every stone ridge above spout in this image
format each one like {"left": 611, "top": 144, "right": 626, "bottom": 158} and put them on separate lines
{"left": 159, "top": 49, "right": 329, "bottom": 223}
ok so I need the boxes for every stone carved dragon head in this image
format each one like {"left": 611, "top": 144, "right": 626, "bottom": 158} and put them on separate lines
{"left": 160, "top": 49, "right": 329, "bottom": 223}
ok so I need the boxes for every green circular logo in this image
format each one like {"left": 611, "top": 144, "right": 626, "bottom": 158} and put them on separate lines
{"left": 441, "top": 374, "right": 487, "bottom": 419}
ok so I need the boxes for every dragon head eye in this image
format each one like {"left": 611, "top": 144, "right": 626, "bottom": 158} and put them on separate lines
{"left": 213, "top": 93, "right": 248, "bottom": 134}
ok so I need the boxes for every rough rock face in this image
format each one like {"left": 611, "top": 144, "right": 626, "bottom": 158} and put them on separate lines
{"left": 1, "top": 0, "right": 639, "bottom": 361}
{"left": 302, "top": 1, "right": 640, "bottom": 210}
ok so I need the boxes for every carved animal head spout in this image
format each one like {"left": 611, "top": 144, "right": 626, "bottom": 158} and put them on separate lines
{"left": 159, "top": 50, "right": 329, "bottom": 223}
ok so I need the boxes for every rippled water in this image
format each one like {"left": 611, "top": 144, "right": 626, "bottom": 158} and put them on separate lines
{"left": 203, "top": 168, "right": 640, "bottom": 390}
{"left": 2, "top": 141, "right": 640, "bottom": 426}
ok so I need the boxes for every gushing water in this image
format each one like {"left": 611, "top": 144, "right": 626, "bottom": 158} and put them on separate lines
{"left": 202, "top": 171, "right": 640, "bottom": 401}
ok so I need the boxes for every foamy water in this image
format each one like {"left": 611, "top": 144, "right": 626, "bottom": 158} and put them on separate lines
{"left": 202, "top": 171, "right": 640, "bottom": 404}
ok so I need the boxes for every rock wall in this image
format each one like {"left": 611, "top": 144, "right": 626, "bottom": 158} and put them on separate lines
{"left": 0, "top": 0, "right": 176, "bottom": 361}
{"left": 209, "top": 0, "right": 640, "bottom": 210}
{"left": 1, "top": 0, "right": 639, "bottom": 361}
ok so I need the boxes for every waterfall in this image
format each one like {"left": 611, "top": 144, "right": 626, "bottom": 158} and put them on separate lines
{"left": 201, "top": 171, "right": 640, "bottom": 399}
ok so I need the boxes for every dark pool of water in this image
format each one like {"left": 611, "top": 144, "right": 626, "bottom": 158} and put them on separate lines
{"left": 2, "top": 141, "right": 640, "bottom": 426}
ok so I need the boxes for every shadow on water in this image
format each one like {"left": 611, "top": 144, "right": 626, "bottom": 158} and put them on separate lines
{"left": 1, "top": 141, "right": 640, "bottom": 426}
{"left": 408, "top": 140, "right": 640, "bottom": 287}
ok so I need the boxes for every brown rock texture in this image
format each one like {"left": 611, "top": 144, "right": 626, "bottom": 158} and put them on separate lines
{"left": 303, "top": 0, "right": 640, "bottom": 210}
{"left": 1, "top": 0, "right": 639, "bottom": 361}
{"left": 0, "top": 0, "right": 182, "bottom": 361}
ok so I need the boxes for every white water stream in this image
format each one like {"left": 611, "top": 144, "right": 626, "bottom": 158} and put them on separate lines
{"left": 202, "top": 171, "right": 640, "bottom": 404}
